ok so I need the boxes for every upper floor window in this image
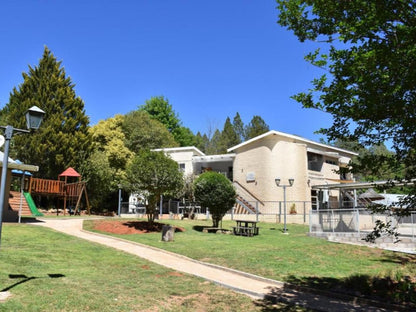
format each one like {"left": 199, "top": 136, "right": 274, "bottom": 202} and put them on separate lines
{"left": 307, "top": 152, "right": 323, "bottom": 172}
{"left": 325, "top": 159, "right": 337, "bottom": 165}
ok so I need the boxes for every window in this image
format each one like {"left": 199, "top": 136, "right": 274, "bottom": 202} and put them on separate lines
{"left": 179, "top": 163, "right": 185, "bottom": 172}
{"left": 307, "top": 152, "right": 323, "bottom": 171}
{"left": 325, "top": 159, "right": 337, "bottom": 165}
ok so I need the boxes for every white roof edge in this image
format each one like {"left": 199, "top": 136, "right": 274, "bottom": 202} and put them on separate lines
{"left": 152, "top": 146, "right": 205, "bottom": 156}
{"left": 227, "top": 130, "right": 358, "bottom": 156}
{"left": 193, "top": 153, "right": 236, "bottom": 160}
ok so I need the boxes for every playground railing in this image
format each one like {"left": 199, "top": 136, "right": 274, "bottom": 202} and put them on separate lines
{"left": 30, "top": 178, "right": 65, "bottom": 195}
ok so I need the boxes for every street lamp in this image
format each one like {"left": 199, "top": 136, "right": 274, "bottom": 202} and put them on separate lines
{"left": 275, "top": 177, "right": 294, "bottom": 234}
{"left": 0, "top": 106, "right": 45, "bottom": 247}
{"left": 118, "top": 184, "right": 122, "bottom": 217}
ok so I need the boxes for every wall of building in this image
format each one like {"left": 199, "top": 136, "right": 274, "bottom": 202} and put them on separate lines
{"left": 165, "top": 150, "right": 195, "bottom": 176}
{"left": 232, "top": 135, "right": 310, "bottom": 205}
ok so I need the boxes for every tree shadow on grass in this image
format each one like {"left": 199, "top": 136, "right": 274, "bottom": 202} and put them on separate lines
{"left": 2, "top": 273, "right": 65, "bottom": 292}
{"left": 279, "top": 274, "right": 416, "bottom": 308}
{"left": 123, "top": 221, "right": 185, "bottom": 233}
{"left": 377, "top": 252, "right": 416, "bottom": 265}
{"left": 253, "top": 275, "right": 414, "bottom": 312}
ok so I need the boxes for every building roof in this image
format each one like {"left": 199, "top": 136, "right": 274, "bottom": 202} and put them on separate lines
{"left": 0, "top": 152, "right": 39, "bottom": 172}
{"left": 227, "top": 130, "right": 358, "bottom": 157}
{"left": 153, "top": 146, "right": 205, "bottom": 156}
{"left": 59, "top": 167, "right": 81, "bottom": 177}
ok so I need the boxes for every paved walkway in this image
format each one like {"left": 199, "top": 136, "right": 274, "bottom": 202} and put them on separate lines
{"left": 33, "top": 218, "right": 402, "bottom": 312}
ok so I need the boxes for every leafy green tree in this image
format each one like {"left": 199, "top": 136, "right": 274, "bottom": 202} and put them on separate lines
{"left": 1, "top": 47, "right": 91, "bottom": 178}
{"left": 89, "top": 115, "right": 133, "bottom": 182}
{"left": 122, "top": 110, "right": 178, "bottom": 153}
{"left": 277, "top": 0, "right": 416, "bottom": 240}
{"left": 79, "top": 150, "right": 114, "bottom": 211}
{"left": 194, "top": 171, "right": 236, "bottom": 227}
{"left": 244, "top": 115, "right": 269, "bottom": 140}
{"left": 83, "top": 115, "right": 133, "bottom": 211}
{"left": 173, "top": 126, "right": 196, "bottom": 147}
{"left": 126, "top": 150, "right": 184, "bottom": 223}
{"left": 139, "top": 96, "right": 195, "bottom": 146}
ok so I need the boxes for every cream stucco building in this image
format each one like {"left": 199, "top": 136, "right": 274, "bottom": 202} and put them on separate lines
{"left": 156, "top": 130, "right": 357, "bottom": 219}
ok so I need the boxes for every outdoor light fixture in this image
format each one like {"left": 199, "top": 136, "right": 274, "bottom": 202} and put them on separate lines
{"left": 0, "top": 105, "right": 45, "bottom": 248}
{"left": 275, "top": 178, "right": 295, "bottom": 234}
{"left": 25, "top": 106, "right": 46, "bottom": 130}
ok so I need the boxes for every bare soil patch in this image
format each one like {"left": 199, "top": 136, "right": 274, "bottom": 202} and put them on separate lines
{"left": 92, "top": 220, "right": 185, "bottom": 235}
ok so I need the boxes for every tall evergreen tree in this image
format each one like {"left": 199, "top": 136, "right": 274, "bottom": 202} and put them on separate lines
{"left": 206, "top": 129, "right": 222, "bottom": 155}
{"left": 218, "top": 117, "right": 240, "bottom": 153}
{"left": 1, "top": 47, "right": 91, "bottom": 178}
{"left": 244, "top": 115, "right": 270, "bottom": 140}
{"left": 232, "top": 112, "right": 245, "bottom": 143}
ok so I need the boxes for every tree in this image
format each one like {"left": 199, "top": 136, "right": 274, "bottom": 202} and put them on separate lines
{"left": 79, "top": 150, "right": 114, "bottom": 211}
{"left": 1, "top": 47, "right": 91, "bottom": 178}
{"left": 194, "top": 171, "right": 236, "bottom": 228}
{"left": 122, "top": 110, "right": 178, "bottom": 153}
{"left": 89, "top": 115, "right": 133, "bottom": 181}
{"left": 218, "top": 117, "right": 240, "bottom": 153}
{"left": 232, "top": 112, "right": 245, "bottom": 143}
{"left": 244, "top": 115, "right": 269, "bottom": 140}
{"left": 126, "top": 150, "right": 184, "bottom": 223}
{"left": 276, "top": 1, "right": 416, "bottom": 240}
{"left": 194, "top": 132, "right": 209, "bottom": 153}
{"left": 82, "top": 115, "right": 133, "bottom": 211}
{"left": 139, "top": 96, "right": 195, "bottom": 146}
{"left": 206, "top": 129, "right": 222, "bottom": 155}
{"left": 173, "top": 126, "right": 196, "bottom": 147}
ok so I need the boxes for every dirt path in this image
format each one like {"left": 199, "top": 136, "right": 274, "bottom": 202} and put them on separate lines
{"left": 33, "top": 218, "right": 398, "bottom": 312}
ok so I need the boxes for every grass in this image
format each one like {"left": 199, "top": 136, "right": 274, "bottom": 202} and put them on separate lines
{"left": 84, "top": 218, "right": 416, "bottom": 304}
{"left": 0, "top": 223, "right": 308, "bottom": 311}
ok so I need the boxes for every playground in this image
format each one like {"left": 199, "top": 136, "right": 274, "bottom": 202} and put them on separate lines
{"left": 8, "top": 167, "right": 90, "bottom": 219}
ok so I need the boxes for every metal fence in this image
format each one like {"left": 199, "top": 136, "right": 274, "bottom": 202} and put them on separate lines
{"left": 309, "top": 208, "right": 416, "bottom": 239}
{"left": 122, "top": 199, "right": 312, "bottom": 223}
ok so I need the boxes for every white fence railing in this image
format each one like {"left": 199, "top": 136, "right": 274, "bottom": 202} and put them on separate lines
{"left": 309, "top": 209, "right": 416, "bottom": 239}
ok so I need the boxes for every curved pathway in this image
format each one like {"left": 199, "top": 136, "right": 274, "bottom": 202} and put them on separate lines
{"left": 34, "top": 218, "right": 398, "bottom": 312}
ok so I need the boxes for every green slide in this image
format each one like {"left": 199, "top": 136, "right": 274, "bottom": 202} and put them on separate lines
{"left": 23, "top": 192, "right": 44, "bottom": 217}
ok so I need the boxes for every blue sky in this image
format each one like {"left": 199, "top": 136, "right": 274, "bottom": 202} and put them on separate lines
{"left": 0, "top": 1, "right": 331, "bottom": 142}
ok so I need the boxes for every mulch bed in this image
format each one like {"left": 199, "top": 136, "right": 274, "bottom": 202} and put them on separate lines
{"left": 93, "top": 220, "right": 185, "bottom": 235}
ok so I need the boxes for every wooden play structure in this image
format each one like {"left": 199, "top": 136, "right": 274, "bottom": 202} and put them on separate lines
{"left": 29, "top": 167, "right": 90, "bottom": 215}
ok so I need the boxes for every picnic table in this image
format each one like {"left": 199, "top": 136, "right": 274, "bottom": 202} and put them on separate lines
{"left": 232, "top": 220, "right": 259, "bottom": 237}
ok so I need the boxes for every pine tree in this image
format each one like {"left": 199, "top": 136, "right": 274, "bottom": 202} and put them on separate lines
{"left": 232, "top": 112, "right": 245, "bottom": 143}
{"left": 218, "top": 117, "right": 240, "bottom": 153}
{"left": 2, "top": 47, "right": 91, "bottom": 178}
{"left": 244, "top": 115, "right": 270, "bottom": 140}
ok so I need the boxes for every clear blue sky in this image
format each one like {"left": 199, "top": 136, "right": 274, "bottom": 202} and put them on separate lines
{"left": 0, "top": 0, "right": 332, "bottom": 142}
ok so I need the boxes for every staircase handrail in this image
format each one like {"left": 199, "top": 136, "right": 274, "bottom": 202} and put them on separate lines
{"left": 233, "top": 181, "right": 264, "bottom": 206}
{"left": 235, "top": 197, "right": 257, "bottom": 214}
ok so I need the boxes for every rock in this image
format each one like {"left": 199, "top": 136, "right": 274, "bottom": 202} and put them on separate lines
{"left": 162, "top": 225, "right": 175, "bottom": 242}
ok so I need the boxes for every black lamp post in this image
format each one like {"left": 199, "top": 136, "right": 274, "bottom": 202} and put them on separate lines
{"left": 275, "top": 177, "right": 294, "bottom": 234}
{"left": 0, "top": 106, "right": 45, "bottom": 247}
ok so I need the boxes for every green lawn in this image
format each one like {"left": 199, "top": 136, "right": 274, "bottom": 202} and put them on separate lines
{"left": 0, "top": 223, "right": 306, "bottom": 312}
{"left": 84, "top": 218, "right": 416, "bottom": 304}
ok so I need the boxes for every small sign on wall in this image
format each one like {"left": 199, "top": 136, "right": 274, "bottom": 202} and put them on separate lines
{"left": 246, "top": 172, "right": 255, "bottom": 182}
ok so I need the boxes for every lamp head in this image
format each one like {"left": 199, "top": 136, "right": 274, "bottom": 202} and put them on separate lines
{"left": 289, "top": 178, "right": 294, "bottom": 186}
{"left": 275, "top": 178, "right": 281, "bottom": 186}
{"left": 25, "top": 106, "right": 45, "bottom": 130}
